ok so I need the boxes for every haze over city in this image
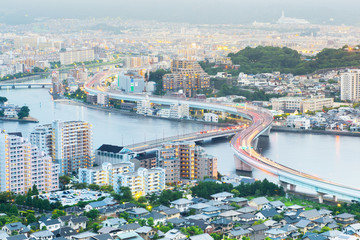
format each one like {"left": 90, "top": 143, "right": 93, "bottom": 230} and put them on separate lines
{"left": 1, "top": 0, "right": 360, "bottom": 25}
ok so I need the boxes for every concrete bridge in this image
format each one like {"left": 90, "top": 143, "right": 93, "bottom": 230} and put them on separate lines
{"left": 126, "top": 125, "right": 245, "bottom": 153}
{"left": 0, "top": 82, "right": 52, "bottom": 89}
{"left": 85, "top": 71, "right": 360, "bottom": 203}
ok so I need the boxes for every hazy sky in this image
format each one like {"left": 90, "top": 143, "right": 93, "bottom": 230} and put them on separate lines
{"left": 0, "top": 0, "right": 359, "bottom": 25}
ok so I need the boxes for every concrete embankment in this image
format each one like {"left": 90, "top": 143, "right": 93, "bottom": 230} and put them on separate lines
{"left": 54, "top": 98, "right": 233, "bottom": 127}
{"left": 271, "top": 126, "right": 360, "bottom": 137}
{"left": 0, "top": 116, "right": 39, "bottom": 123}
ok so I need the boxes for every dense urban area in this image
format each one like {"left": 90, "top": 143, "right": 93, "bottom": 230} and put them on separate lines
{"left": 0, "top": 10, "right": 360, "bottom": 240}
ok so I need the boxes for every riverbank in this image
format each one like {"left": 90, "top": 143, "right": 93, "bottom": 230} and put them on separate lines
{"left": 0, "top": 116, "right": 39, "bottom": 123}
{"left": 54, "top": 98, "right": 235, "bottom": 127}
{"left": 271, "top": 125, "right": 360, "bottom": 137}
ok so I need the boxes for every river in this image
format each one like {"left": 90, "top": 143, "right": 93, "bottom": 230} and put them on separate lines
{"left": 1, "top": 88, "right": 359, "bottom": 188}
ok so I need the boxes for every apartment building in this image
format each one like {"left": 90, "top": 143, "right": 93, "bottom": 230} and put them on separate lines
{"left": 79, "top": 162, "right": 134, "bottom": 186}
{"left": 169, "top": 103, "right": 190, "bottom": 119}
{"left": 0, "top": 131, "right": 59, "bottom": 194}
{"left": 271, "top": 97, "right": 334, "bottom": 112}
{"left": 60, "top": 48, "right": 95, "bottom": 65}
{"left": 113, "top": 167, "right": 165, "bottom": 197}
{"left": 136, "top": 95, "right": 153, "bottom": 115}
{"left": 163, "top": 60, "right": 210, "bottom": 97}
{"left": 158, "top": 144, "right": 181, "bottom": 184}
{"left": 157, "top": 141, "right": 217, "bottom": 183}
{"left": 301, "top": 97, "right": 334, "bottom": 112}
{"left": 30, "top": 121, "right": 93, "bottom": 175}
{"left": 341, "top": 70, "right": 360, "bottom": 102}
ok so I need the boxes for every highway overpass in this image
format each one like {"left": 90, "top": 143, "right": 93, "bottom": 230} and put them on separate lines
{"left": 85, "top": 71, "right": 360, "bottom": 203}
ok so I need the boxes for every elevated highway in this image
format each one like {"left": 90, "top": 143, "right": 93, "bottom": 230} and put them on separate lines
{"left": 126, "top": 125, "right": 245, "bottom": 153}
{"left": 85, "top": 71, "right": 360, "bottom": 202}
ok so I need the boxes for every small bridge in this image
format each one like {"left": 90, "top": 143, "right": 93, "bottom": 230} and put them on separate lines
{"left": 0, "top": 83, "right": 52, "bottom": 89}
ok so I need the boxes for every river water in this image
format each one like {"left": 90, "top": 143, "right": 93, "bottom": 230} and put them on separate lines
{"left": 1, "top": 88, "right": 359, "bottom": 188}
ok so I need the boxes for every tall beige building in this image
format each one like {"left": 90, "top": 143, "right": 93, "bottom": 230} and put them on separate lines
{"left": 30, "top": 121, "right": 93, "bottom": 175}
{"left": 157, "top": 141, "right": 217, "bottom": 184}
{"left": 163, "top": 60, "right": 210, "bottom": 97}
{"left": 341, "top": 70, "right": 360, "bottom": 102}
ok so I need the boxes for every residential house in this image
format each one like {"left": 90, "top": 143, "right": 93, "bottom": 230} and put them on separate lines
{"left": 299, "top": 209, "right": 321, "bottom": 221}
{"left": 101, "top": 218, "right": 127, "bottom": 228}
{"left": 189, "top": 233, "right": 213, "bottom": 240}
{"left": 163, "top": 229, "right": 187, "bottom": 240}
{"left": 227, "top": 197, "right": 248, "bottom": 207}
{"left": 210, "top": 192, "right": 234, "bottom": 202}
{"left": 238, "top": 213, "right": 257, "bottom": 224}
{"left": 71, "top": 232, "right": 97, "bottom": 240}
{"left": 248, "top": 223, "right": 269, "bottom": 235}
{"left": 295, "top": 219, "right": 316, "bottom": 233}
{"left": 228, "top": 228, "right": 251, "bottom": 240}
{"left": 141, "top": 212, "right": 166, "bottom": 225}
{"left": 334, "top": 213, "right": 356, "bottom": 226}
{"left": 2, "top": 223, "right": 30, "bottom": 236}
{"left": 170, "top": 199, "right": 193, "bottom": 213}
{"left": 219, "top": 210, "right": 242, "bottom": 221}
{"left": 345, "top": 223, "right": 360, "bottom": 235}
{"left": 118, "top": 223, "right": 141, "bottom": 234}
{"left": 256, "top": 208, "right": 279, "bottom": 220}
{"left": 135, "top": 226, "right": 156, "bottom": 240}
{"left": 85, "top": 201, "right": 108, "bottom": 211}
{"left": 116, "top": 232, "right": 143, "bottom": 240}
{"left": 161, "top": 208, "right": 180, "bottom": 220}
{"left": 89, "top": 233, "right": 112, "bottom": 240}
{"left": 40, "top": 219, "right": 61, "bottom": 232}
{"left": 30, "top": 231, "right": 54, "bottom": 240}
{"left": 211, "top": 218, "right": 233, "bottom": 233}
{"left": 248, "top": 197, "right": 269, "bottom": 210}
{"left": 53, "top": 227, "right": 77, "bottom": 239}
{"left": 68, "top": 217, "right": 88, "bottom": 231}
{"left": 264, "top": 228, "right": 287, "bottom": 240}
{"left": 128, "top": 208, "right": 149, "bottom": 219}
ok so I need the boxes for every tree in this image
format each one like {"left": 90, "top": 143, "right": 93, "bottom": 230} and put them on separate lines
{"left": 147, "top": 217, "right": 154, "bottom": 227}
{"left": 85, "top": 209, "right": 99, "bottom": 220}
{"left": 0, "top": 97, "right": 7, "bottom": 104}
{"left": 59, "top": 176, "right": 71, "bottom": 186}
{"left": 88, "top": 184, "right": 100, "bottom": 191}
{"left": 17, "top": 106, "right": 30, "bottom": 119}
{"left": 8, "top": 205, "right": 18, "bottom": 216}
{"left": 26, "top": 214, "right": 37, "bottom": 224}
{"left": 32, "top": 185, "right": 39, "bottom": 195}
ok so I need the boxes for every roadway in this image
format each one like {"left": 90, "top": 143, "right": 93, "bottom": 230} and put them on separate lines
{"left": 126, "top": 125, "right": 245, "bottom": 152}
{"left": 85, "top": 70, "right": 360, "bottom": 202}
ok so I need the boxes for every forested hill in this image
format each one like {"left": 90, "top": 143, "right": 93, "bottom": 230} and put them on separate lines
{"left": 223, "top": 46, "right": 360, "bottom": 75}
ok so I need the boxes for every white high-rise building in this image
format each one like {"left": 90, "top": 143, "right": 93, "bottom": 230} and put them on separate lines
{"left": 30, "top": 121, "right": 93, "bottom": 175}
{"left": 0, "top": 131, "right": 59, "bottom": 194}
{"left": 341, "top": 70, "right": 360, "bottom": 102}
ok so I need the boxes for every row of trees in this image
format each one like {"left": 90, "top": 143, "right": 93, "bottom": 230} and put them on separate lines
{"left": 227, "top": 46, "right": 360, "bottom": 75}
{"left": 216, "top": 84, "right": 285, "bottom": 101}
{"left": 191, "top": 179, "right": 285, "bottom": 199}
